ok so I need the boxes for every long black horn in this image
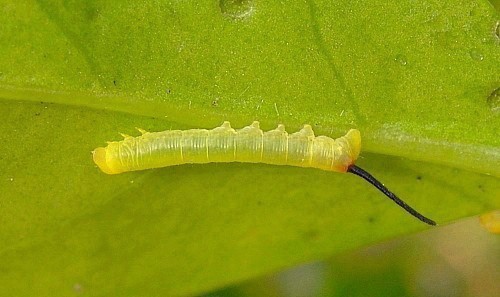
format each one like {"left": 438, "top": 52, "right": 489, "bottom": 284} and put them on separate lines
{"left": 347, "top": 165, "right": 436, "bottom": 226}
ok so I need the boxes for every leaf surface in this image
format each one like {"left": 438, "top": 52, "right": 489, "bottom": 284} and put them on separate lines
{"left": 0, "top": 1, "right": 498, "bottom": 296}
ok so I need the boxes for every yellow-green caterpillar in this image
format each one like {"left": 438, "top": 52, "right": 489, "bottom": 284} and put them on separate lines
{"left": 93, "top": 121, "right": 436, "bottom": 225}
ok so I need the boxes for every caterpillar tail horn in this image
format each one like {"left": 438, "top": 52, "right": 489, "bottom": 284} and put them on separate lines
{"left": 347, "top": 165, "right": 437, "bottom": 226}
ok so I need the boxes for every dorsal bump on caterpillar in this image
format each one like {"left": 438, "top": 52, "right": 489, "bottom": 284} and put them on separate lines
{"left": 93, "top": 121, "right": 436, "bottom": 226}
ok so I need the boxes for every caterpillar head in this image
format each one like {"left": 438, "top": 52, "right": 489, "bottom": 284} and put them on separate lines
{"left": 93, "top": 147, "right": 121, "bottom": 174}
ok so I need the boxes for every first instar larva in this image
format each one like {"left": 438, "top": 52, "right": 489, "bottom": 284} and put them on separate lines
{"left": 93, "top": 121, "right": 360, "bottom": 175}
{"left": 93, "top": 121, "right": 436, "bottom": 226}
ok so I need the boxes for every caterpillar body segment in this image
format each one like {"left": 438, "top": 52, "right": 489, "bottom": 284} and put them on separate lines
{"left": 93, "top": 121, "right": 361, "bottom": 175}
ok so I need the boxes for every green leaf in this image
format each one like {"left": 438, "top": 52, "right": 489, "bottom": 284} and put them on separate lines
{"left": 0, "top": 1, "right": 498, "bottom": 296}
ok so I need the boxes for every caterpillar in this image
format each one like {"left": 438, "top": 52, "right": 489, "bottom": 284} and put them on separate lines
{"left": 93, "top": 121, "right": 436, "bottom": 226}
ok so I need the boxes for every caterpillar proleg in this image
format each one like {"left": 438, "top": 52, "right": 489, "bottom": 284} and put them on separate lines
{"left": 93, "top": 121, "right": 436, "bottom": 225}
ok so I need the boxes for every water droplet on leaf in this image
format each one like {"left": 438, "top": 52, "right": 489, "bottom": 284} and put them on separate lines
{"left": 220, "top": 0, "right": 254, "bottom": 20}
{"left": 487, "top": 87, "right": 500, "bottom": 113}
{"left": 395, "top": 54, "right": 408, "bottom": 66}
{"left": 469, "top": 49, "right": 484, "bottom": 61}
